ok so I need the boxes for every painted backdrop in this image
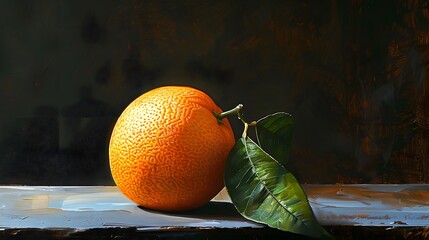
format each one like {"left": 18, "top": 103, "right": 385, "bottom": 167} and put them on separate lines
{"left": 0, "top": 0, "right": 428, "bottom": 185}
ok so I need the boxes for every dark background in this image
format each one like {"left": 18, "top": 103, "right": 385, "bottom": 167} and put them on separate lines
{"left": 0, "top": 0, "right": 428, "bottom": 185}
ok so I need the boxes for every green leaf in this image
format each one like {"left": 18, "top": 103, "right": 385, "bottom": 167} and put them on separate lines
{"left": 225, "top": 137, "right": 331, "bottom": 239}
{"left": 255, "top": 112, "right": 295, "bottom": 166}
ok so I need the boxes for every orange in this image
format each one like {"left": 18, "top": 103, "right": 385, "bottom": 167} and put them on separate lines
{"left": 109, "top": 86, "right": 235, "bottom": 211}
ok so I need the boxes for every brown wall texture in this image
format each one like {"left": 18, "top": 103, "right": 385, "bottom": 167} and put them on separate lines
{"left": 0, "top": 0, "right": 428, "bottom": 185}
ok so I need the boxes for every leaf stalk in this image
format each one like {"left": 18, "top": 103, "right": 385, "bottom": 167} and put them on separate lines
{"left": 213, "top": 104, "right": 256, "bottom": 137}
